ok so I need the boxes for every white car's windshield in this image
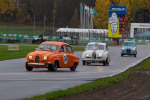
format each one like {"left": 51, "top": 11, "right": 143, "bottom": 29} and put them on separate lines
{"left": 123, "top": 42, "right": 135, "bottom": 46}
{"left": 87, "top": 44, "right": 104, "bottom": 50}
{"left": 38, "top": 44, "right": 60, "bottom": 51}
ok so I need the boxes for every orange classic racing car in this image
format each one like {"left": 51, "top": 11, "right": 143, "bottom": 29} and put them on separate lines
{"left": 26, "top": 41, "right": 79, "bottom": 71}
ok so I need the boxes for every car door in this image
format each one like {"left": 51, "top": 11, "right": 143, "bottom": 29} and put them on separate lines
{"left": 65, "top": 45, "right": 74, "bottom": 67}
{"left": 59, "top": 45, "right": 69, "bottom": 67}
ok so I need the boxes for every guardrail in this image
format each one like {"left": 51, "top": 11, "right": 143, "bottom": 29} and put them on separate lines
{"left": 120, "top": 39, "right": 150, "bottom": 43}
{"left": 1, "top": 33, "right": 150, "bottom": 44}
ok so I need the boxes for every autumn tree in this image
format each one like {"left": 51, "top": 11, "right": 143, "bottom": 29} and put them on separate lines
{"left": 0, "top": 0, "right": 16, "bottom": 22}
{"left": 94, "top": 0, "right": 111, "bottom": 29}
{"left": 0, "top": 0, "right": 15, "bottom": 14}
{"left": 16, "top": 3, "right": 32, "bottom": 24}
{"left": 69, "top": 8, "right": 79, "bottom": 28}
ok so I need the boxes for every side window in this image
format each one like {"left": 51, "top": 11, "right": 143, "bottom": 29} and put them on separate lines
{"left": 60, "top": 45, "right": 67, "bottom": 52}
{"left": 66, "top": 45, "right": 73, "bottom": 53}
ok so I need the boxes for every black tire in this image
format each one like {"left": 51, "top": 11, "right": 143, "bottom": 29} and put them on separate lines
{"left": 32, "top": 40, "right": 35, "bottom": 43}
{"left": 48, "top": 61, "right": 58, "bottom": 71}
{"left": 103, "top": 58, "right": 109, "bottom": 66}
{"left": 83, "top": 61, "right": 85, "bottom": 65}
{"left": 106, "top": 59, "right": 109, "bottom": 66}
{"left": 47, "top": 64, "right": 53, "bottom": 71}
{"left": 52, "top": 61, "right": 58, "bottom": 71}
{"left": 121, "top": 54, "right": 123, "bottom": 57}
{"left": 134, "top": 54, "right": 136, "bottom": 57}
{"left": 103, "top": 61, "right": 106, "bottom": 66}
{"left": 26, "top": 63, "right": 33, "bottom": 71}
{"left": 70, "top": 63, "right": 77, "bottom": 71}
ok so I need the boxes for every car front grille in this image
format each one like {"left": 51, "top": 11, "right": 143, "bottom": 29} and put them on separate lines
{"left": 92, "top": 53, "right": 96, "bottom": 59}
{"left": 127, "top": 49, "right": 131, "bottom": 53}
{"left": 35, "top": 55, "right": 40, "bottom": 63}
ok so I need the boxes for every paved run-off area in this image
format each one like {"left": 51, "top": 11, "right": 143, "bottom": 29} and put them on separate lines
{"left": 0, "top": 44, "right": 150, "bottom": 100}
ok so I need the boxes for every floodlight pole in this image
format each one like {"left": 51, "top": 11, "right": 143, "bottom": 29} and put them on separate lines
{"left": 53, "top": 16, "right": 55, "bottom": 36}
{"left": 33, "top": 15, "right": 35, "bottom": 36}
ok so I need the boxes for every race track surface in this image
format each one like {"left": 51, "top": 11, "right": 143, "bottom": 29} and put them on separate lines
{"left": 0, "top": 44, "right": 150, "bottom": 100}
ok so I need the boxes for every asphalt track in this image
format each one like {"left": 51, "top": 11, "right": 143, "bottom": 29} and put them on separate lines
{"left": 0, "top": 44, "right": 150, "bottom": 100}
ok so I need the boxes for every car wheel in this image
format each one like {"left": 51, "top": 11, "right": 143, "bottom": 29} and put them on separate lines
{"left": 103, "top": 61, "right": 106, "bottom": 66}
{"left": 121, "top": 54, "right": 123, "bottom": 57}
{"left": 83, "top": 61, "right": 85, "bottom": 65}
{"left": 47, "top": 64, "right": 53, "bottom": 71}
{"left": 26, "top": 63, "right": 33, "bottom": 71}
{"left": 32, "top": 40, "right": 35, "bottom": 43}
{"left": 103, "top": 58, "right": 109, "bottom": 66}
{"left": 70, "top": 63, "right": 77, "bottom": 71}
{"left": 106, "top": 59, "right": 109, "bottom": 66}
{"left": 134, "top": 54, "right": 136, "bottom": 57}
{"left": 48, "top": 61, "right": 58, "bottom": 71}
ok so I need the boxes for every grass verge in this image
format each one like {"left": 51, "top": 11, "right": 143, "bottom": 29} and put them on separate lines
{"left": 0, "top": 45, "right": 84, "bottom": 61}
{"left": 23, "top": 57, "right": 150, "bottom": 100}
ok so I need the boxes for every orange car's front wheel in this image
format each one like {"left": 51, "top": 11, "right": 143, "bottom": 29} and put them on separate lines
{"left": 26, "top": 63, "right": 33, "bottom": 71}
{"left": 48, "top": 61, "right": 58, "bottom": 71}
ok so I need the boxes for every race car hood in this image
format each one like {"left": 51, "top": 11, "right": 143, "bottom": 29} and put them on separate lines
{"left": 84, "top": 50, "right": 104, "bottom": 54}
{"left": 82, "top": 50, "right": 104, "bottom": 58}
{"left": 122, "top": 46, "right": 136, "bottom": 49}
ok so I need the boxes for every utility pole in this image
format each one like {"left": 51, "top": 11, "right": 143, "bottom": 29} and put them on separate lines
{"left": 53, "top": 16, "right": 55, "bottom": 36}
{"left": 43, "top": 14, "right": 46, "bottom": 36}
{"left": 33, "top": 14, "right": 35, "bottom": 36}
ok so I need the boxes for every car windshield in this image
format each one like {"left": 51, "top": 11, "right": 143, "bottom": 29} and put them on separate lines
{"left": 38, "top": 44, "right": 60, "bottom": 51}
{"left": 123, "top": 42, "right": 135, "bottom": 46}
{"left": 87, "top": 44, "right": 104, "bottom": 50}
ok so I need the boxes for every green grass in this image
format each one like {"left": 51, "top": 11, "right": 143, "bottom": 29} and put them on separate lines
{"left": 0, "top": 45, "right": 84, "bottom": 61}
{"left": 23, "top": 57, "right": 150, "bottom": 100}
{"left": 0, "top": 45, "right": 37, "bottom": 61}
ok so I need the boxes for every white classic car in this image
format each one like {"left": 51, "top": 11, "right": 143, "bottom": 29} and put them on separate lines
{"left": 82, "top": 42, "right": 110, "bottom": 66}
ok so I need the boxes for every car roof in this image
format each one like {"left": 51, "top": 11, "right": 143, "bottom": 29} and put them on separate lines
{"left": 41, "top": 41, "right": 69, "bottom": 46}
{"left": 88, "top": 42, "right": 106, "bottom": 45}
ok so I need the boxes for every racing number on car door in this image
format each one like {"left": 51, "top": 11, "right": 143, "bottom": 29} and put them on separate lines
{"left": 66, "top": 45, "right": 74, "bottom": 67}
{"left": 63, "top": 54, "right": 68, "bottom": 64}
{"left": 59, "top": 45, "right": 69, "bottom": 67}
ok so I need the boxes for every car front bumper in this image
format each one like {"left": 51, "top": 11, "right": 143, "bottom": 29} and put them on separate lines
{"left": 82, "top": 59, "right": 105, "bottom": 63}
{"left": 121, "top": 50, "right": 137, "bottom": 55}
{"left": 27, "top": 63, "right": 46, "bottom": 66}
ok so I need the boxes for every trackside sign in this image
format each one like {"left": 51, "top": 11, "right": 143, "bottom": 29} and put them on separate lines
{"left": 108, "top": 6, "right": 127, "bottom": 38}
{"left": 8, "top": 45, "right": 19, "bottom": 50}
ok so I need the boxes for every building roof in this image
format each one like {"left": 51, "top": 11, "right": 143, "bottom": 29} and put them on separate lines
{"left": 56, "top": 28, "right": 108, "bottom": 34}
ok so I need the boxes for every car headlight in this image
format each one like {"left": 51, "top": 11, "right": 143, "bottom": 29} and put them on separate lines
{"left": 29, "top": 55, "right": 32, "bottom": 59}
{"left": 98, "top": 54, "right": 102, "bottom": 57}
{"left": 132, "top": 48, "right": 135, "bottom": 51}
{"left": 86, "top": 53, "right": 90, "bottom": 57}
{"left": 44, "top": 56, "right": 47, "bottom": 60}
{"left": 122, "top": 48, "right": 125, "bottom": 50}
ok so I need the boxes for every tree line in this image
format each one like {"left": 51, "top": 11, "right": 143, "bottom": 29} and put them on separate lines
{"left": 0, "top": 0, "right": 149, "bottom": 29}
{"left": 0, "top": 0, "right": 95, "bottom": 28}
